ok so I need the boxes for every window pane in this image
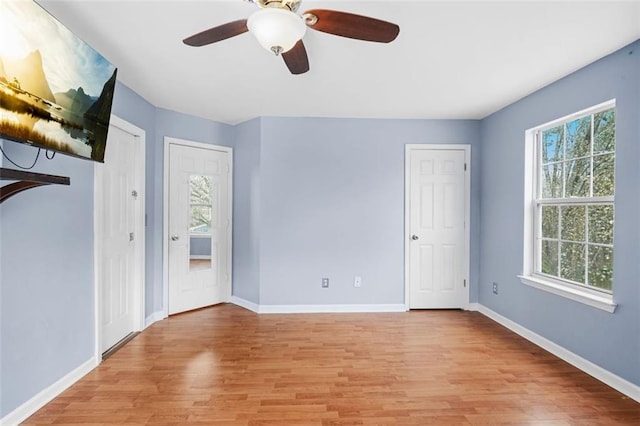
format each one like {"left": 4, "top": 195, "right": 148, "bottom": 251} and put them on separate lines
{"left": 189, "top": 236, "right": 212, "bottom": 271}
{"left": 565, "top": 117, "right": 591, "bottom": 159}
{"left": 594, "top": 109, "right": 615, "bottom": 154}
{"left": 588, "top": 205, "right": 613, "bottom": 244}
{"left": 564, "top": 158, "right": 590, "bottom": 197}
{"left": 542, "top": 125, "right": 564, "bottom": 163}
{"left": 190, "top": 175, "right": 213, "bottom": 205}
{"left": 560, "top": 242, "right": 585, "bottom": 284}
{"left": 190, "top": 206, "right": 212, "bottom": 233}
{"left": 541, "top": 163, "right": 563, "bottom": 198}
{"left": 541, "top": 240, "right": 559, "bottom": 276}
{"left": 588, "top": 245, "right": 613, "bottom": 291}
{"left": 541, "top": 205, "right": 559, "bottom": 238}
{"left": 560, "top": 205, "right": 585, "bottom": 242}
{"left": 593, "top": 153, "right": 615, "bottom": 197}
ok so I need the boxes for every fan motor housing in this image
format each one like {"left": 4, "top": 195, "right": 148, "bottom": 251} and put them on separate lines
{"left": 254, "top": 0, "right": 302, "bottom": 12}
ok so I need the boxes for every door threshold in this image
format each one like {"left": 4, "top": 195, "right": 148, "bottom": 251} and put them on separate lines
{"left": 102, "top": 331, "right": 140, "bottom": 360}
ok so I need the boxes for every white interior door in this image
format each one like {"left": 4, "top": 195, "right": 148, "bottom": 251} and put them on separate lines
{"left": 407, "top": 146, "right": 469, "bottom": 309}
{"left": 96, "top": 122, "right": 144, "bottom": 352}
{"left": 168, "top": 141, "right": 231, "bottom": 315}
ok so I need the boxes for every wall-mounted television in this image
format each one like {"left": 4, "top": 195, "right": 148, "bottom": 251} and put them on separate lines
{"left": 0, "top": 0, "right": 116, "bottom": 163}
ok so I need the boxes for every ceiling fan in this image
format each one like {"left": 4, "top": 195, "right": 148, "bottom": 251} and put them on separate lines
{"left": 183, "top": 0, "right": 400, "bottom": 75}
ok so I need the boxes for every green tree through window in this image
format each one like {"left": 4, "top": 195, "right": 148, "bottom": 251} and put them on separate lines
{"left": 189, "top": 175, "right": 213, "bottom": 233}
{"left": 536, "top": 105, "right": 615, "bottom": 292}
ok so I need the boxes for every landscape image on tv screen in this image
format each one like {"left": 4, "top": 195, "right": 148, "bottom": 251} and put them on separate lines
{"left": 0, "top": 0, "right": 117, "bottom": 162}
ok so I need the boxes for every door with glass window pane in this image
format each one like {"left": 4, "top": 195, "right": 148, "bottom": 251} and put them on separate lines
{"left": 168, "top": 142, "right": 231, "bottom": 315}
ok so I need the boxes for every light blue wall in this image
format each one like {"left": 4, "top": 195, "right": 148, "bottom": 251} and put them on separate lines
{"left": 232, "top": 118, "right": 262, "bottom": 303}
{"left": 0, "top": 142, "right": 95, "bottom": 415}
{"left": 479, "top": 40, "right": 640, "bottom": 385}
{"left": 189, "top": 237, "right": 212, "bottom": 256}
{"left": 231, "top": 117, "right": 481, "bottom": 307}
{"left": 257, "top": 117, "right": 481, "bottom": 305}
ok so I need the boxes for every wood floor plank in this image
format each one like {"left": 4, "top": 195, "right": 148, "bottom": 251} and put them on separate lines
{"left": 22, "top": 304, "right": 640, "bottom": 425}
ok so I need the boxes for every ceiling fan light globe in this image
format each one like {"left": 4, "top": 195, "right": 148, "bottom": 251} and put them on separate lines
{"left": 247, "top": 8, "right": 306, "bottom": 54}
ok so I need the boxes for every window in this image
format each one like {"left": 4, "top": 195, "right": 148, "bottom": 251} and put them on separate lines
{"left": 189, "top": 174, "right": 213, "bottom": 234}
{"left": 189, "top": 174, "right": 214, "bottom": 271}
{"left": 520, "top": 100, "right": 616, "bottom": 312}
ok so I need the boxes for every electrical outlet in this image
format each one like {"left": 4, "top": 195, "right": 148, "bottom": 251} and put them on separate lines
{"left": 322, "top": 278, "right": 329, "bottom": 288}
{"left": 354, "top": 276, "right": 362, "bottom": 288}
{"left": 492, "top": 282, "right": 499, "bottom": 295}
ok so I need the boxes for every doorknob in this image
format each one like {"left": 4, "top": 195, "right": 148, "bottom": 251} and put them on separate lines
{"left": 411, "top": 235, "right": 419, "bottom": 241}
{"left": 171, "top": 235, "right": 179, "bottom": 241}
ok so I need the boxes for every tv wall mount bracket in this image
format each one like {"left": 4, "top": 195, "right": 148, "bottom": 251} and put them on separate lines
{"left": 0, "top": 167, "right": 70, "bottom": 204}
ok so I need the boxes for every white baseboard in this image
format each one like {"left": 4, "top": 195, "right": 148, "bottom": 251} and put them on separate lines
{"left": 229, "top": 296, "right": 260, "bottom": 313}
{"left": 259, "top": 303, "right": 406, "bottom": 314}
{"left": 230, "top": 297, "right": 406, "bottom": 314}
{"left": 468, "top": 302, "right": 481, "bottom": 311}
{"left": 1, "top": 356, "right": 97, "bottom": 426}
{"left": 474, "top": 303, "right": 640, "bottom": 403}
{"left": 144, "top": 310, "right": 166, "bottom": 329}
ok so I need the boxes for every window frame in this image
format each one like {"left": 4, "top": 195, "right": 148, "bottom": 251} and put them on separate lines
{"left": 519, "top": 100, "right": 617, "bottom": 313}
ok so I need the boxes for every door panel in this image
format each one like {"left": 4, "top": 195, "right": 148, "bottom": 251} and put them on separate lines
{"left": 168, "top": 143, "right": 231, "bottom": 315}
{"left": 408, "top": 148, "right": 468, "bottom": 309}
{"left": 98, "top": 126, "right": 137, "bottom": 352}
{"left": 419, "top": 245, "right": 434, "bottom": 291}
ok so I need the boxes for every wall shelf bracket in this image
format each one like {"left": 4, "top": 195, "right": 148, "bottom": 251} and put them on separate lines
{"left": 0, "top": 167, "right": 70, "bottom": 204}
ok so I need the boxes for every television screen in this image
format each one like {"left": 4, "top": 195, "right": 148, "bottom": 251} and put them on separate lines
{"left": 0, "top": 0, "right": 116, "bottom": 163}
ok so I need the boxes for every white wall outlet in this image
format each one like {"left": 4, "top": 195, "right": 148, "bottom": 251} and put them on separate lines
{"left": 354, "top": 276, "right": 362, "bottom": 288}
{"left": 322, "top": 278, "right": 329, "bottom": 288}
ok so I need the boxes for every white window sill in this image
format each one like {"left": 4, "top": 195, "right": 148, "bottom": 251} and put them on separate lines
{"left": 518, "top": 275, "right": 617, "bottom": 313}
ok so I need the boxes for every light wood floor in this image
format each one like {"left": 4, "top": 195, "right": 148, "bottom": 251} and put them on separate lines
{"left": 24, "top": 304, "right": 639, "bottom": 425}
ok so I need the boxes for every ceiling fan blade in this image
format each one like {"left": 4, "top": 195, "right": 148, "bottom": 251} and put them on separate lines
{"left": 282, "top": 40, "right": 310, "bottom": 75}
{"left": 304, "top": 9, "right": 399, "bottom": 43}
{"left": 183, "top": 19, "right": 248, "bottom": 46}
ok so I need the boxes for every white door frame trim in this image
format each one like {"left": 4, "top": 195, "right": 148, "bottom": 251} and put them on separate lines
{"left": 94, "top": 114, "right": 146, "bottom": 361}
{"left": 404, "top": 144, "right": 471, "bottom": 310}
{"left": 162, "top": 136, "right": 233, "bottom": 317}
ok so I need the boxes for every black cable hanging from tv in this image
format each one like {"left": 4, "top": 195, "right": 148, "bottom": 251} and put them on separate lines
{"left": 0, "top": 145, "right": 41, "bottom": 170}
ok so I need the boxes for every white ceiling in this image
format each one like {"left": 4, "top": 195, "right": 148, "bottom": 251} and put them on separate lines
{"left": 38, "top": 0, "right": 640, "bottom": 125}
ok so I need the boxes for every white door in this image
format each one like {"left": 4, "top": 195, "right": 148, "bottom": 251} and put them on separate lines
{"left": 407, "top": 146, "right": 469, "bottom": 309}
{"left": 168, "top": 141, "right": 231, "bottom": 315}
{"left": 96, "top": 123, "right": 143, "bottom": 352}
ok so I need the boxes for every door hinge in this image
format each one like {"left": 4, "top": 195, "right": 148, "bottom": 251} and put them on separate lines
{"left": 463, "top": 279, "right": 467, "bottom": 288}
{"left": 131, "top": 189, "right": 138, "bottom": 199}
{"left": 129, "top": 232, "right": 135, "bottom": 242}
{"left": 464, "top": 163, "right": 467, "bottom": 171}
